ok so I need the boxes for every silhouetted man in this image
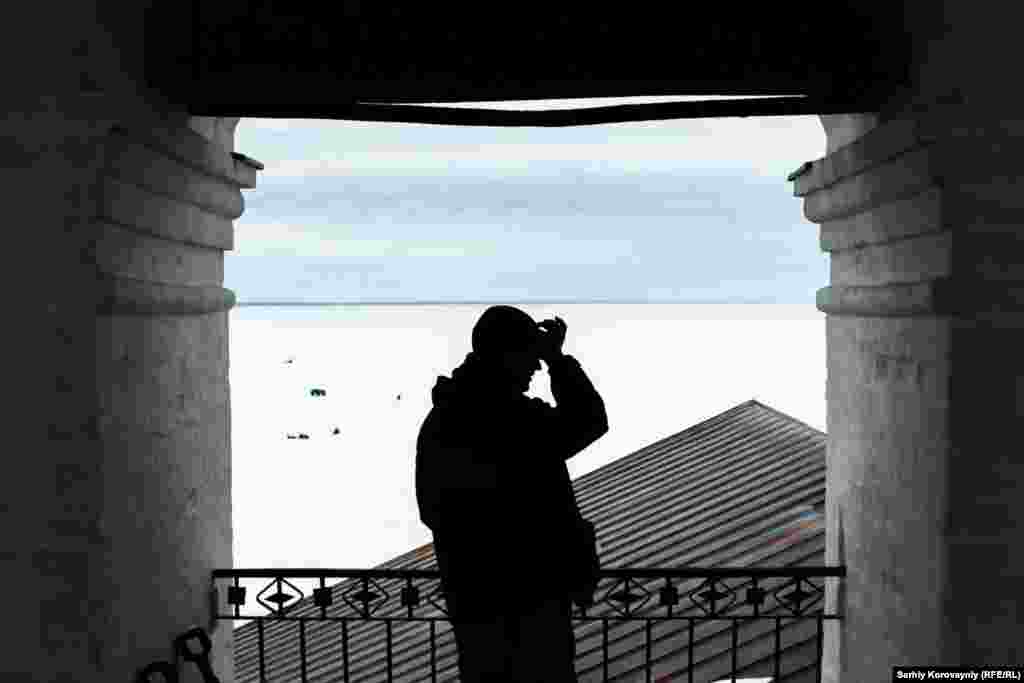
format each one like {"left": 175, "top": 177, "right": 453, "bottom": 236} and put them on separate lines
{"left": 415, "top": 306, "right": 608, "bottom": 682}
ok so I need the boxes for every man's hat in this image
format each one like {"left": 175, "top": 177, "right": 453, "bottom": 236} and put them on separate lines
{"left": 471, "top": 305, "right": 541, "bottom": 355}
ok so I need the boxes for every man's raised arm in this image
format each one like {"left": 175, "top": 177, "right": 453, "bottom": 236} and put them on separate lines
{"left": 547, "top": 352, "right": 608, "bottom": 459}
{"left": 529, "top": 317, "right": 608, "bottom": 460}
{"left": 527, "top": 349, "right": 608, "bottom": 461}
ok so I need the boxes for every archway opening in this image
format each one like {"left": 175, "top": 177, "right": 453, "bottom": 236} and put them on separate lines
{"left": 225, "top": 95, "right": 828, "bottom": 582}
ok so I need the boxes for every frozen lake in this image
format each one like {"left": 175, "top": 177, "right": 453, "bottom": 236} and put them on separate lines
{"left": 228, "top": 303, "right": 826, "bottom": 576}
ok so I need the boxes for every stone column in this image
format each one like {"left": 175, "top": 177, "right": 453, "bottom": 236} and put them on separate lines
{"left": 791, "top": 105, "right": 1024, "bottom": 680}
{"left": 91, "top": 112, "right": 261, "bottom": 682}
{"left": 7, "top": 76, "right": 260, "bottom": 679}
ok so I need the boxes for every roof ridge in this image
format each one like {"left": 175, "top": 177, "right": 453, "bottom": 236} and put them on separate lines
{"left": 568, "top": 400, "right": 775, "bottom": 487}
{"left": 744, "top": 398, "right": 825, "bottom": 435}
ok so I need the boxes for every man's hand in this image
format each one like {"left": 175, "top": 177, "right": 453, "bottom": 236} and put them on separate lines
{"left": 537, "top": 316, "right": 567, "bottom": 363}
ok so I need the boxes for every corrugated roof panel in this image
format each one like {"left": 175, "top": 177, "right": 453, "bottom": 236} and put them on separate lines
{"left": 233, "top": 399, "right": 828, "bottom": 682}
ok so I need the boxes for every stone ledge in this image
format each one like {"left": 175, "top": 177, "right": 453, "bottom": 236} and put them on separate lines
{"left": 16, "top": 94, "right": 262, "bottom": 193}
{"left": 829, "top": 230, "right": 951, "bottom": 288}
{"left": 817, "top": 281, "right": 941, "bottom": 317}
{"left": 818, "top": 279, "right": 1024, "bottom": 317}
{"left": 803, "top": 145, "right": 935, "bottom": 224}
{"left": 109, "top": 123, "right": 261, "bottom": 189}
{"left": 794, "top": 106, "right": 1024, "bottom": 198}
{"left": 802, "top": 137, "right": 1024, "bottom": 224}
{"left": 231, "top": 152, "right": 263, "bottom": 189}
{"left": 100, "top": 177, "right": 234, "bottom": 250}
{"left": 819, "top": 187, "right": 943, "bottom": 253}
{"left": 105, "top": 133, "right": 246, "bottom": 219}
{"left": 819, "top": 179, "right": 1024, "bottom": 253}
{"left": 94, "top": 222, "right": 224, "bottom": 287}
{"left": 794, "top": 118, "right": 921, "bottom": 197}
{"left": 96, "top": 274, "right": 236, "bottom": 316}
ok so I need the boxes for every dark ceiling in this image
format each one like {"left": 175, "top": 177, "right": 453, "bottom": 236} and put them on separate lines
{"left": 146, "top": 1, "right": 910, "bottom": 124}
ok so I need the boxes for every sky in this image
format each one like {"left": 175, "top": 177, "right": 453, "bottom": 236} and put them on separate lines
{"left": 227, "top": 96, "right": 828, "bottom": 303}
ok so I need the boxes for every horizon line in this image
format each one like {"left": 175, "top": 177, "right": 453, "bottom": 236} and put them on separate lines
{"left": 235, "top": 299, "right": 805, "bottom": 306}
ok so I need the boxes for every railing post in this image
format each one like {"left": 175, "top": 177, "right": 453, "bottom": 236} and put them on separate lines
{"left": 645, "top": 618, "right": 652, "bottom": 683}
{"left": 299, "top": 618, "right": 308, "bottom": 682}
{"left": 817, "top": 613, "right": 825, "bottom": 682}
{"left": 688, "top": 617, "right": 694, "bottom": 683}
{"left": 602, "top": 616, "right": 609, "bottom": 682}
{"left": 341, "top": 618, "right": 350, "bottom": 683}
{"left": 731, "top": 618, "right": 739, "bottom": 682}
{"left": 385, "top": 619, "right": 394, "bottom": 683}
{"left": 430, "top": 619, "right": 438, "bottom": 683}
{"left": 257, "top": 619, "right": 266, "bottom": 683}
{"left": 774, "top": 616, "right": 782, "bottom": 681}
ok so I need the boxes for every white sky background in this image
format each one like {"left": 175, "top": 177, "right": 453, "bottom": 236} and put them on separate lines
{"left": 227, "top": 99, "right": 830, "bottom": 585}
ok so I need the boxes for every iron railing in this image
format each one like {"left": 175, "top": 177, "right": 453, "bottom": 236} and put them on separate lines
{"left": 214, "top": 566, "right": 844, "bottom": 683}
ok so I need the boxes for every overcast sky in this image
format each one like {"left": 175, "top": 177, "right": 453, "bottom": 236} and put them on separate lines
{"left": 227, "top": 96, "right": 828, "bottom": 303}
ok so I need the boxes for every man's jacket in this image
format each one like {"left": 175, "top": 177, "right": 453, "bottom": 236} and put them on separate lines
{"left": 415, "top": 352, "right": 608, "bottom": 615}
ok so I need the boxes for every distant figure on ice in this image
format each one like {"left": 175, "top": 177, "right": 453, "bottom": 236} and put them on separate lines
{"left": 415, "top": 305, "right": 608, "bottom": 682}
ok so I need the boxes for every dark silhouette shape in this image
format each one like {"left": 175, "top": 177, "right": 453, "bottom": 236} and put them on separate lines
{"left": 397, "top": 393, "right": 402, "bottom": 401}
{"left": 298, "top": 433, "right": 310, "bottom": 439}
{"left": 310, "top": 388, "right": 326, "bottom": 397}
{"left": 415, "top": 306, "right": 608, "bottom": 682}
{"left": 174, "top": 626, "right": 220, "bottom": 683}
{"left": 286, "top": 434, "right": 297, "bottom": 439}
{"left": 284, "top": 358, "right": 294, "bottom": 364}
{"left": 137, "top": 625, "right": 220, "bottom": 683}
{"left": 332, "top": 427, "right": 341, "bottom": 435}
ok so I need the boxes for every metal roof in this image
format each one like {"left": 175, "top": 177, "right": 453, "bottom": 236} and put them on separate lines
{"left": 233, "top": 399, "right": 827, "bottom": 682}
